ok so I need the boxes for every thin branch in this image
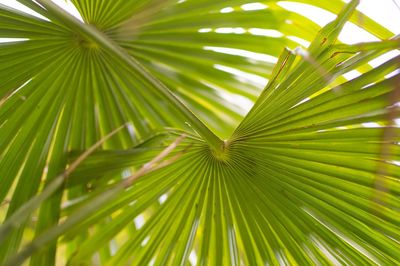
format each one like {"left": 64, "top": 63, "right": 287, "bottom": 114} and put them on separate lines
{"left": 123, "top": 134, "right": 187, "bottom": 187}
{"left": 0, "top": 124, "right": 126, "bottom": 242}
{"left": 392, "top": 0, "right": 400, "bottom": 12}
{"left": 66, "top": 124, "right": 127, "bottom": 175}
{"left": 4, "top": 135, "right": 186, "bottom": 266}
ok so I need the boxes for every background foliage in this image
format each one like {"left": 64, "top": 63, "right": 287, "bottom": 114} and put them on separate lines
{"left": 0, "top": 0, "right": 399, "bottom": 265}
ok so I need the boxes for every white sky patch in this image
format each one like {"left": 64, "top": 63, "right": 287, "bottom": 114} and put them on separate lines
{"left": 149, "top": 258, "right": 156, "bottom": 266}
{"left": 189, "top": 250, "right": 198, "bottom": 265}
{"left": 293, "top": 46, "right": 310, "bottom": 58}
{"left": 126, "top": 122, "right": 135, "bottom": 139}
{"left": 52, "top": 0, "right": 83, "bottom": 22}
{"left": 362, "top": 122, "right": 381, "bottom": 128}
{"left": 248, "top": 28, "right": 283, "bottom": 38}
{"left": 217, "top": 90, "right": 254, "bottom": 114}
{"left": 241, "top": 3, "right": 268, "bottom": 11}
{"left": 0, "top": 38, "right": 29, "bottom": 43}
{"left": 109, "top": 239, "right": 118, "bottom": 255}
{"left": 339, "top": 22, "right": 380, "bottom": 44}
{"left": 292, "top": 97, "right": 310, "bottom": 108}
{"left": 356, "top": 0, "right": 400, "bottom": 34}
{"left": 220, "top": 7, "right": 234, "bottom": 13}
{"left": 392, "top": 161, "right": 400, "bottom": 166}
{"left": 204, "top": 46, "right": 278, "bottom": 64}
{"left": 158, "top": 194, "right": 168, "bottom": 204}
{"left": 215, "top": 27, "right": 246, "bottom": 34}
{"left": 385, "top": 69, "right": 400, "bottom": 79}
{"left": 287, "top": 36, "right": 310, "bottom": 47}
{"left": 134, "top": 214, "right": 146, "bottom": 229}
{"left": 214, "top": 64, "right": 268, "bottom": 87}
{"left": 369, "top": 50, "right": 400, "bottom": 68}
{"left": 277, "top": 1, "right": 336, "bottom": 26}
{"left": 122, "top": 169, "right": 132, "bottom": 179}
{"left": 141, "top": 236, "right": 150, "bottom": 247}
{"left": 342, "top": 70, "right": 362, "bottom": 81}
{"left": 198, "top": 79, "right": 254, "bottom": 114}
{"left": 198, "top": 28, "right": 212, "bottom": 33}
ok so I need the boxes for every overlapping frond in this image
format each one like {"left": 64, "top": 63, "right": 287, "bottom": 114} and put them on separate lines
{"left": 0, "top": 0, "right": 399, "bottom": 265}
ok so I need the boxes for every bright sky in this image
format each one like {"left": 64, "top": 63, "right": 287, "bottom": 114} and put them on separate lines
{"left": 1, "top": 0, "right": 399, "bottom": 46}
{"left": 1, "top": 0, "right": 399, "bottom": 38}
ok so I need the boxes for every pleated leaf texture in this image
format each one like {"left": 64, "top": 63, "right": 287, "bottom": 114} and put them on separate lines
{"left": 0, "top": 0, "right": 399, "bottom": 265}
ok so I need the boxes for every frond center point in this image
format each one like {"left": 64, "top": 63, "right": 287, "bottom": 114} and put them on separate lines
{"left": 73, "top": 34, "right": 99, "bottom": 49}
{"left": 210, "top": 139, "right": 231, "bottom": 162}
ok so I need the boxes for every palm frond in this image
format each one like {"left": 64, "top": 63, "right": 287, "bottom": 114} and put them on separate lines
{"left": 0, "top": 0, "right": 399, "bottom": 265}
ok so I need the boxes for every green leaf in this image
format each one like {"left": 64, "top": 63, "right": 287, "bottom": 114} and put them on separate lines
{"left": 1, "top": 0, "right": 399, "bottom": 265}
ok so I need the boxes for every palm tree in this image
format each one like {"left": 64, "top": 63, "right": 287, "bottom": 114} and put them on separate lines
{"left": 0, "top": 0, "right": 399, "bottom": 265}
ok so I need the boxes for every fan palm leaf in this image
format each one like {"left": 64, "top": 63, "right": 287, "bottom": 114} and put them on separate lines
{"left": 0, "top": 0, "right": 399, "bottom": 265}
